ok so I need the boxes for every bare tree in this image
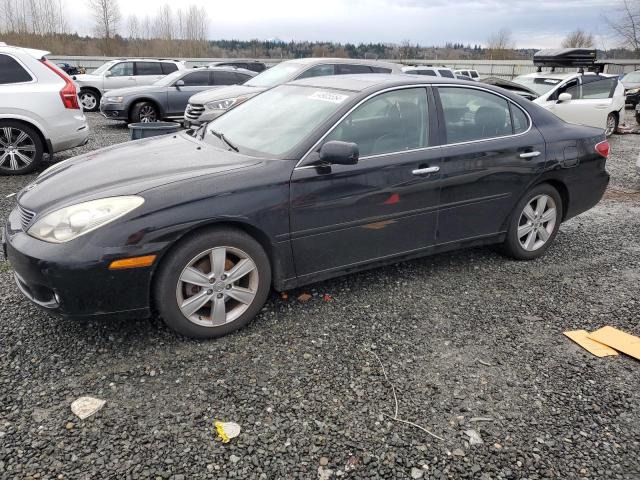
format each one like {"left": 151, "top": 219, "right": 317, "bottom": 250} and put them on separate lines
{"left": 87, "top": 0, "right": 121, "bottom": 54}
{"left": 127, "top": 14, "right": 139, "bottom": 40}
{"left": 561, "top": 29, "right": 595, "bottom": 48}
{"left": 486, "top": 28, "right": 515, "bottom": 60}
{"left": 606, "top": 0, "right": 640, "bottom": 53}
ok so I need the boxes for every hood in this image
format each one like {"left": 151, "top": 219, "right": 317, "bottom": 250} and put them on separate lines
{"left": 622, "top": 80, "right": 640, "bottom": 90}
{"left": 18, "top": 133, "right": 260, "bottom": 213}
{"left": 479, "top": 76, "right": 539, "bottom": 98}
{"left": 103, "top": 85, "right": 167, "bottom": 97}
{"left": 189, "top": 84, "right": 266, "bottom": 105}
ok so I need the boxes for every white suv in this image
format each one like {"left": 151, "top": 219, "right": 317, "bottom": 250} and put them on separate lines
{"left": 402, "top": 65, "right": 457, "bottom": 78}
{"left": 73, "top": 59, "right": 186, "bottom": 111}
{"left": 0, "top": 43, "right": 89, "bottom": 175}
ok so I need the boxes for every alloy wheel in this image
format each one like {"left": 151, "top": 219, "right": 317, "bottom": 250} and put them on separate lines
{"left": 139, "top": 105, "right": 157, "bottom": 122}
{"left": 604, "top": 114, "right": 616, "bottom": 136}
{"left": 0, "top": 127, "right": 36, "bottom": 171}
{"left": 80, "top": 92, "right": 97, "bottom": 110}
{"left": 517, "top": 194, "right": 557, "bottom": 252}
{"left": 176, "top": 246, "right": 259, "bottom": 327}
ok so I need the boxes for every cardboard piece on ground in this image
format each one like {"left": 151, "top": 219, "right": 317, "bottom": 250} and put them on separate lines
{"left": 588, "top": 326, "right": 640, "bottom": 361}
{"left": 563, "top": 330, "right": 619, "bottom": 357}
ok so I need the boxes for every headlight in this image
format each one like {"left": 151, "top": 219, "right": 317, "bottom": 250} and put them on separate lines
{"left": 626, "top": 88, "right": 640, "bottom": 95}
{"left": 104, "top": 96, "right": 124, "bottom": 103}
{"left": 28, "top": 196, "right": 144, "bottom": 243}
{"left": 205, "top": 97, "right": 248, "bottom": 110}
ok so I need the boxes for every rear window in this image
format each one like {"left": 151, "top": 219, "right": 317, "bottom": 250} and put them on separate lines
{"left": 337, "top": 64, "right": 373, "bottom": 74}
{"left": 438, "top": 69, "right": 455, "bottom": 78}
{"left": 136, "top": 62, "right": 163, "bottom": 75}
{"left": 371, "top": 66, "right": 392, "bottom": 73}
{"left": 0, "top": 54, "right": 32, "bottom": 84}
{"left": 470, "top": 71, "right": 479, "bottom": 78}
{"left": 235, "top": 73, "right": 252, "bottom": 83}
{"left": 161, "top": 62, "right": 178, "bottom": 74}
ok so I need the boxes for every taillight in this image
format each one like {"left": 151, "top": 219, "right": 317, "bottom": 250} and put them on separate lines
{"left": 595, "top": 140, "right": 609, "bottom": 158}
{"left": 40, "top": 59, "right": 80, "bottom": 110}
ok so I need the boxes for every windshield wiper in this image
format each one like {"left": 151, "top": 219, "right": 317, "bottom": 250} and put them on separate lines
{"left": 210, "top": 129, "right": 239, "bottom": 152}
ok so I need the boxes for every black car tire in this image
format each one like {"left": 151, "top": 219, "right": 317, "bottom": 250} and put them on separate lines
{"left": 0, "top": 120, "right": 44, "bottom": 175}
{"left": 636, "top": 111, "right": 640, "bottom": 126}
{"left": 500, "top": 183, "right": 563, "bottom": 261}
{"left": 79, "top": 89, "right": 100, "bottom": 112}
{"left": 154, "top": 227, "right": 272, "bottom": 339}
{"left": 130, "top": 101, "right": 159, "bottom": 123}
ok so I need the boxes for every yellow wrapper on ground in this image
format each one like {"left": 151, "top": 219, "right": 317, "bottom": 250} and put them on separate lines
{"left": 564, "top": 330, "right": 619, "bottom": 357}
{"left": 588, "top": 326, "right": 640, "bottom": 361}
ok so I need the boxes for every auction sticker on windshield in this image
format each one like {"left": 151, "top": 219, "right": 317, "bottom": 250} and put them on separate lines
{"left": 308, "top": 91, "right": 349, "bottom": 103}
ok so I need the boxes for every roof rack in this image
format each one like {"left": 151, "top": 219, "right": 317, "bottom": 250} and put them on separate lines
{"left": 533, "top": 48, "right": 604, "bottom": 73}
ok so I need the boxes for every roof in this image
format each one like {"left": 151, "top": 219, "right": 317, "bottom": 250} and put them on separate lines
{"left": 289, "top": 73, "right": 476, "bottom": 92}
{"left": 204, "top": 65, "right": 257, "bottom": 75}
{"left": 517, "top": 71, "right": 579, "bottom": 80}
{"left": 0, "top": 43, "right": 50, "bottom": 59}
{"left": 285, "top": 57, "right": 400, "bottom": 69}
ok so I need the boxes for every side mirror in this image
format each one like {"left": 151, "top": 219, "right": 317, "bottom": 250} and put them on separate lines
{"left": 319, "top": 141, "right": 359, "bottom": 165}
{"left": 557, "top": 92, "right": 572, "bottom": 103}
{"left": 175, "top": 80, "right": 185, "bottom": 89}
{"left": 104, "top": 71, "right": 112, "bottom": 77}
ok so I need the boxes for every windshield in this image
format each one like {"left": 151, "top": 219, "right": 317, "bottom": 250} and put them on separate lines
{"left": 91, "top": 61, "right": 116, "bottom": 76}
{"left": 245, "top": 62, "right": 304, "bottom": 88}
{"left": 622, "top": 71, "right": 640, "bottom": 83}
{"left": 154, "top": 70, "right": 186, "bottom": 86}
{"left": 513, "top": 76, "right": 563, "bottom": 96}
{"left": 204, "top": 85, "right": 354, "bottom": 157}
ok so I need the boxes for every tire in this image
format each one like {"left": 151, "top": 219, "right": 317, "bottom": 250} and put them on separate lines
{"left": 79, "top": 89, "right": 100, "bottom": 112}
{"left": 636, "top": 112, "right": 640, "bottom": 126}
{"left": 0, "top": 120, "right": 44, "bottom": 175}
{"left": 501, "top": 184, "right": 563, "bottom": 261}
{"left": 154, "top": 227, "right": 272, "bottom": 339}
{"left": 130, "top": 101, "right": 159, "bottom": 123}
{"left": 604, "top": 113, "right": 618, "bottom": 137}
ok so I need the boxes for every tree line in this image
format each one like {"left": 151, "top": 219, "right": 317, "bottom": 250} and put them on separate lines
{"left": 1, "top": 0, "right": 638, "bottom": 59}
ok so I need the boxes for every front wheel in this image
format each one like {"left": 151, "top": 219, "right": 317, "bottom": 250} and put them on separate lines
{"left": 501, "top": 184, "right": 563, "bottom": 260}
{"left": 604, "top": 113, "right": 618, "bottom": 137}
{"left": 154, "top": 228, "right": 272, "bottom": 339}
{"left": 130, "top": 101, "right": 159, "bottom": 123}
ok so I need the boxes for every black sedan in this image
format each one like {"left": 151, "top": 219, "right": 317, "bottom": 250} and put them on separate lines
{"left": 3, "top": 75, "right": 610, "bottom": 338}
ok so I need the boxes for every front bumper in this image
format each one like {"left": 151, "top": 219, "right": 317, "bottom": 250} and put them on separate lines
{"left": 183, "top": 106, "right": 225, "bottom": 128}
{"left": 626, "top": 91, "right": 640, "bottom": 106}
{"left": 3, "top": 207, "right": 154, "bottom": 320}
{"left": 100, "top": 102, "right": 128, "bottom": 121}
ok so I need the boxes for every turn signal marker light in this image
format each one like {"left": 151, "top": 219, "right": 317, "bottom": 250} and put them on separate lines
{"left": 109, "top": 255, "right": 156, "bottom": 270}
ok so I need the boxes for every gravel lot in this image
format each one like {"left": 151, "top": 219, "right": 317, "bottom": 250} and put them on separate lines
{"left": 1, "top": 112, "right": 639, "bottom": 480}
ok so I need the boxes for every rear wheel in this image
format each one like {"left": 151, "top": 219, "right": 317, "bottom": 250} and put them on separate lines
{"left": 79, "top": 89, "right": 100, "bottom": 112}
{"left": 604, "top": 113, "right": 618, "bottom": 136}
{"left": 130, "top": 101, "right": 159, "bottom": 123}
{"left": 0, "top": 121, "right": 44, "bottom": 175}
{"left": 154, "top": 228, "right": 271, "bottom": 339}
{"left": 501, "top": 184, "right": 563, "bottom": 260}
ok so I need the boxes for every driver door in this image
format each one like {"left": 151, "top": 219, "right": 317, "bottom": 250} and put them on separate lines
{"left": 166, "top": 70, "right": 212, "bottom": 116}
{"left": 103, "top": 62, "right": 135, "bottom": 91}
{"left": 289, "top": 87, "right": 442, "bottom": 282}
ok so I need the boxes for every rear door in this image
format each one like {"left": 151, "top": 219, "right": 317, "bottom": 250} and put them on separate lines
{"left": 134, "top": 61, "right": 164, "bottom": 86}
{"left": 289, "top": 86, "right": 442, "bottom": 281}
{"left": 166, "top": 70, "right": 212, "bottom": 116}
{"left": 433, "top": 86, "right": 546, "bottom": 244}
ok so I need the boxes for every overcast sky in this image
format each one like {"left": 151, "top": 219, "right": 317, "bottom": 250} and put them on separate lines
{"left": 67, "top": 0, "right": 616, "bottom": 49}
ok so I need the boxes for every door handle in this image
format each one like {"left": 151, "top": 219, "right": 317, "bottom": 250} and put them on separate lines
{"left": 519, "top": 151, "right": 541, "bottom": 159}
{"left": 412, "top": 166, "right": 440, "bottom": 175}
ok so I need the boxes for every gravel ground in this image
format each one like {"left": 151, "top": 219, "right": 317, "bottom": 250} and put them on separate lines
{"left": 0, "top": 112, "right": 639, "bottom": 480}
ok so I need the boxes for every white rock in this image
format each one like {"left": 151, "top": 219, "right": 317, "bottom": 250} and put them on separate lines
{"left": 464, "top": 429, "right": 484, "bottom": 446}
{"left": 70, "top": 396, "right": 106, "bottom": 420}
{"left": 411, "top": 467, "right": 424, "bottom": 479}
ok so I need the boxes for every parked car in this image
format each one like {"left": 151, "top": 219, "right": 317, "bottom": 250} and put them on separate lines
{"left": 100, "top": 66, "right": 257, "bottom": 123}
{"left": 184, "top": 58, "right": 402, "bottom": 127}
{"left": 508, "top": 72, "right": 623, "bottom": 136}
{"left": 454, "top": 69, "right": 479, "bottom": 80}
{"left": 56, "top": 62, "right": 80, "bottom": 76}
{"left": 620, "top": 70, "right": 640, "bottom": 107}
{"left": 479, "top": 76, "right": 539, "bottom": 101}
{"left": 0, "top": 43, "right": 88, "bottom": 175}
{"left": 635, "top": 102, "right": 640, "bottom": 125}
{"left": 4, "top": 74, "right": 609, "bottom": 338}
{"left": 208, "top": 60, "right": 267, "bottom": 73}
{"left": 402, "top": 65, "right": 456, "bottom": 78}
{"left": 72, "top": 58, "right": 186, "bottom": 112}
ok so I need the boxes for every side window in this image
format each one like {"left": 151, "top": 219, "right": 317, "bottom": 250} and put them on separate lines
{"left": 553, "top": 79, "right": 579, "bottom": 100}
{"left": 511, "top": 104, "right": 529, "bottom": 134}
{"left": 336, "top": 64, "right": 372, "bottom": 75}
{"left": 109, "top": 62, "right": 134, "bottom": 77}
{"left": 181, "top": 71, "right": 211, "bottom": 86}
{"left": 161, "top": 62, "right": 178, "bottom": 74}
{"left": 136, "top": 62, "right": 162, "bottom": 75}
{"left": 470, "top": 71, "right": 479, "bottom": 79}
{"left": 581, "top": 77, "right": 617, "bottom": 99}
{"left": 370, "top": 66, "right": 392, "bottom": 73}
{"left": 324, "top": 88, "right": 429, "bottom": 157}
{"left": 235, "top": 73, "right": 252, "bottom": 83}
{"left": 438, "top": 69, "right": 455, "bottom": 78}
{"left": 0, "top": 54, "right": 32, "bottom": 84}
{"left": 212, "top": 71, "right": 238, "bottom": 85}
{"left": 438, "top": 87, "right": 513, "bottom": 143}
{"left": 421, "top": 69, "right": 437, "bottom": 76}
{"left": 296, "top": 64, "right": 335, "bottom": 79}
